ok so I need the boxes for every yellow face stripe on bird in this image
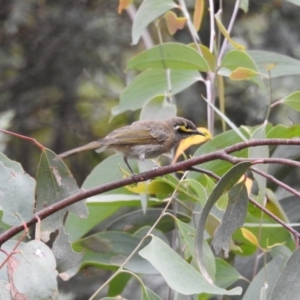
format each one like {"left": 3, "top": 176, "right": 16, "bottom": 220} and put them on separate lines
{"left": 176, "top": 124, "right": 195, "bottom": 133}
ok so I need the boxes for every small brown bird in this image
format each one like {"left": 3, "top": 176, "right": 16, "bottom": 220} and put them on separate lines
{"left": 59, "top": 117, "right": 204, "bottom": 173}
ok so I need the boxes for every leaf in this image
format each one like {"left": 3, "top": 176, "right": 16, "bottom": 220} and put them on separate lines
{"left": 270, "top": 247, "right": 300, "bottom": 300}
{"left": 36, "top": 149, "right": 88, "bottom": 242}
{"left": 195, "top": 162, "right": 252, "bottom": 284}
{"left": 140, "top": 95, "right": 176, "bottom": 120}
{"left": 229, "top": 67, "right": 261, "bottom": 80}
{"left": 164, "top": 11, "right": 187, "bottom": 35}
{"left": 0, "top": 152, "right": 23, "bottom": 172}
{"left": 175, "top": 218, "right": 216, "bottom": 280}
{"left": 118, "top": 0, "right": 133, "bottom": 14}
{"left": 139, "top": 236, "right": 242, "bottom": 296}
{"left": 215, "top": 11, "right": 245, "bottom": 50}
{"left": 108, "top": 272, "right": 132, "bottom": 297}
{"left": 239, "top": 0, "right": 249, "bottom": 12}
{"left": 13, "top": 240, "right": 58, "bottom": 299}
{"left": 240, "top": 228, "right": 259, "bottom": 247}
{"left": 132, "top": 0, "right": 177, "bottom": 45}
{"left": 193, "top": 0, "right": 205, "bottom": 31}
{"left": 243, "top": 253, "right": 291, "bottom": 300}
{"left": 71, "top": 231, "right": 157, "bottom": 276}
{"left": 212, "top": 182, "right": 249, "bottom": 257}
{"left": 282, "top": 91, "right": 300, "bottom": 112}
{"left": 188, "top": 43, "right": 216, "bottom": 71}
{"left": 106, "top": 208, "right": 190, "bottom": 233}
{"left": 0, "top": 161, "right": 35, "bottom": 226}
{"left": 248, "top": 50, "right": 300, "bottom": 78}
{"left": 52, "top": 228, "right": 83, "bottom": 274}
{"left": 127, "top": 43, "right": 209, "bottom": 71}
{"left": 142, "top": 286, "right": 163, "bottom": 300}
{"left": 249, "top": 123, "right": 268, "bottom": 201}
{"left": 112, "top": 69, "right": 201, "bottom": 116}
{"left": 215, "top": 258, "right": 245, "bottom": 288}
{"left": 267, "top": 123, "right": 300, "bottom": 139}
{"left": 220, "top": 50, "right": 264, "bottom": 88}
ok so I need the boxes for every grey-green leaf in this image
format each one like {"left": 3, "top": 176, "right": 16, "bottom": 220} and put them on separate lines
{"left": 212, "top": 182, "right": 248, "bottom": 256}
{"left": 139, "top": 236, "right": 242, "bottom": 296}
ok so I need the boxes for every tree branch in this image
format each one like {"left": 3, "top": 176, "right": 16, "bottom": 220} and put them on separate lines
{"left": 0, "top": 138, "right": 300, "bottom": 245}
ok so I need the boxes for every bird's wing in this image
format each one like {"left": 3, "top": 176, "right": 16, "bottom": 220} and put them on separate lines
{"left": 101, "top": 122, "right": 170, "bottom": 145}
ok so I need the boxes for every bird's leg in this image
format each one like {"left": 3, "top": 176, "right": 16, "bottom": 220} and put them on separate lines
{"left": 123, "top": 156, "right": 135, "bottom": 174}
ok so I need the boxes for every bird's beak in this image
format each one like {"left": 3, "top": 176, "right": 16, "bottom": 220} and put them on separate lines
{"left": 197, "top": 129, "right": 206, "bottom": 136}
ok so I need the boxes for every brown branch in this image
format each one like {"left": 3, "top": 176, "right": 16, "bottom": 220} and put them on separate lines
{"left": 1, "top": 138, "right": 300, "bottom": 245}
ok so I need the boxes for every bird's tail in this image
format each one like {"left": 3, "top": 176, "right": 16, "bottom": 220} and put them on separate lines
{"left": 58, "top": 141, "right": 102, "bottom": 158}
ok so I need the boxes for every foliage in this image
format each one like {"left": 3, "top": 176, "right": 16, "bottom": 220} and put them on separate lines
{"left": 1, "top": 1, "right": 300, "bottom": 299}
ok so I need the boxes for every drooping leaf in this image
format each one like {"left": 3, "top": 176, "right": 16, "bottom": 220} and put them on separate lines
{"left": 249, "top": 123, "right": 268, "bottom": 202}
{"left": 193, "top": 0, "right": 205, "bottom": 31}
{"left": 36, "top": 149, "right": 88, "bottom": 242}
{"left": 242, "top": 252, "right": 291, "bottom": 300}
{"left": 175, "top": 218, "right": 216, "bottom": 280}
{"left": 127, "top": 43, "right": 209, "bottom": 71}
{"left": 52, "top": 228, "right": 83, "bottom": 274}
{"left": 215, "top": 11, "right": 245, "bottom": 50}
{"left": 195, "top": 162, "right": 252, "bottom": 284}
{"left": 142, "top": 286, "right": 163, "bottom": 300}
{"left": 132, "top": 0, "right": 177, "bottom": 45}
{"left": 212, "top": 182, "right": 248, "bottom": 257}
{"left": 139, "top": 236, "right": 242, "bottom": 296}
{"left": 270, "top": 247, "right": 300, "bottom": 300}
{"left": 0, "top": 161, "right": 35, "bottom": 226}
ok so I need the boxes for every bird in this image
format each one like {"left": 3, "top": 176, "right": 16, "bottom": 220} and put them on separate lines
{"left": 58, "top": 117, "right": 205, "bottom": 173}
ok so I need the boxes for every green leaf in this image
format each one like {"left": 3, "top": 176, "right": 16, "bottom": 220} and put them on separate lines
{"left": 108, "top": 272, "right": 132, "bottom": 297}
{"left": 267, "top": 123, "right": 300, "bottom": 138}
{"left": 215, "top": 258, "right": 245, "bottom": 288}
{"left": 36, "top": 149, "right": 88, "bottom": 241}
{"left": 52, "top": 228, "right": 83, "bottom": 273}
{"left": 212, "top": 182, "right": 248, "bottom": 256}
{"left": 282, "top": 91, "right": 300, "bottom": 112}
{"left": 249, "top": 123, "right": 268, "bottom": 201}
{"left": 139, "top": 236, "right": 242, "bottom": 296}
{"left": 107, "top": 208, "right": 190, "bottom": 233}
{"left": 248, "top": 50, "right": 300, "bottom": 78}
{"left": 0, "top": 152, "right": 23, "bottom": 172}
{"left": 140, "top": 95, "right": 177, "bottom": 120}
{"left": 71, "top": 231, "right": 157, "bottom": 276}
{"left": 128, "top": 43, "right": 209, "bottom": 71}
{"left": 132, "top": 0, "right": 177, "bottom": 45}
{"left": 243, "top": 252, "right": 291, "bottom": 300}
{"left": 220, "top": 50, "right": 264, "bottom": 88}
{"left": 175, "top": 218, "right": 216, "bottom": 280}
{"left": 195, "top": 162, "right": 252, "bottom": 283}
{"left": 13, "top": 240, "right": 58, "bottom": 299}
{"left": 112, "top": 69, "right": 200, "bottom": 116}
{"left": 270, "top": 247, "right": 300, "bottom": 300}
{"left": 142, "top": 286, "right": 163, "bottom": 300}
{"left": 0, "top": 161, "right": 35, "bottom": 226}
